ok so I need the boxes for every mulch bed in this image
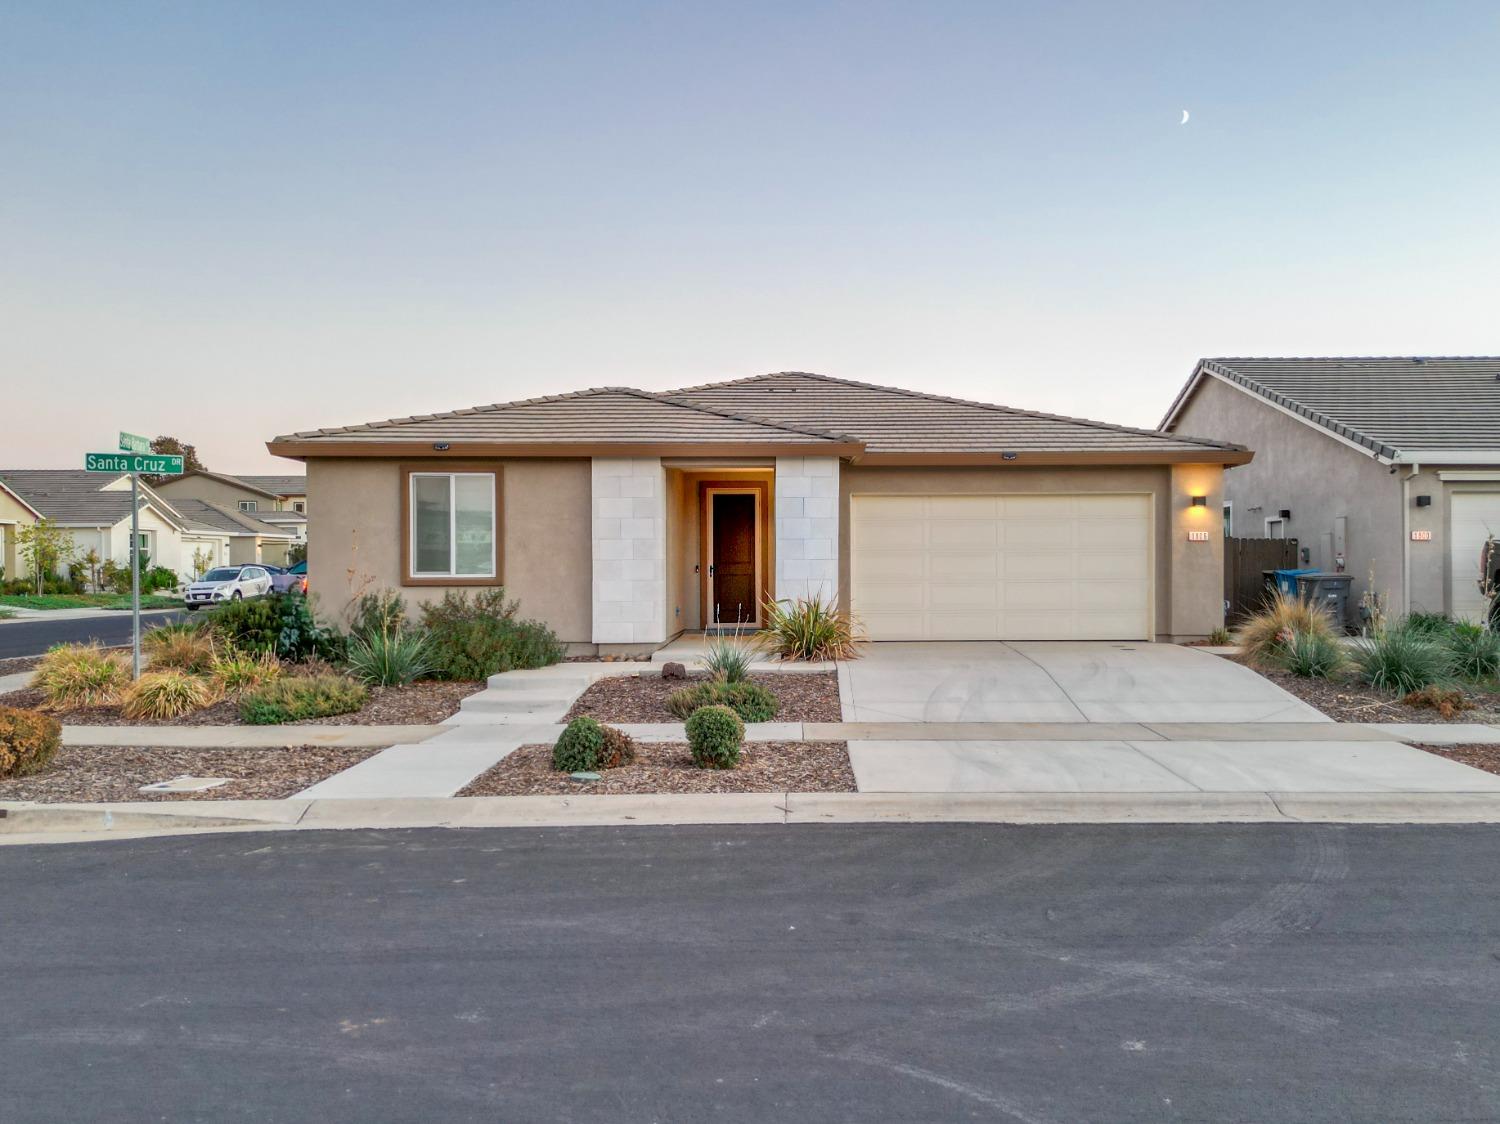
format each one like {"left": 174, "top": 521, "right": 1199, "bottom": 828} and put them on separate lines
{"left": 564, "top": 671, "right": 842, "bottom": 723}
{"left": 1229, "top": 656, "right": 1500, "bottom": 723}
{"left": 459, "top": 740, "right": 855, "bottom": 796}
{"left": 0, "top": 655, "right": 48, "bottom": 677}
{"left": 0, "top": 744, "right": 381, "bottom": 803}
{"left": 1411, "top": 743, "right": 1500, "bottom": 776}
{"left": 0, "top": 680, "right": 480, "bottom": 727}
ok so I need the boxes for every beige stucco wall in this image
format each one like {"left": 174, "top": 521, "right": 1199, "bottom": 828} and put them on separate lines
{"left": 158, "top": 475, "right": 282, "bottom": 512}
{"left": 839, "top": 462, "right": 1226, "bottom": 641}
{"left": 0, "top": 489, "right": 36, "bottom": 579}
{"left": 1173, "top": 375, "right": 1408, "bottom": 613}
{"left": 308, "top": 457, "right": 592, "bottom": 640}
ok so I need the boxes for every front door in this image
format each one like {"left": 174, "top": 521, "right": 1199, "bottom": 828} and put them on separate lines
{"left": 710, "top": 491, "right": 758, "bottom": 626}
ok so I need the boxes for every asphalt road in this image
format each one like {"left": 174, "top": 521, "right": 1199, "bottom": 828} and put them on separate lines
{"left": 3, "top": 824, "right": 1498, "bottom": 1123}
{"left": 0, "top": 609, "right": 186, "bottom": 658}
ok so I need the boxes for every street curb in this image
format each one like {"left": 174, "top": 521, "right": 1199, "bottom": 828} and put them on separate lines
{"left": 6, "top": 790, "right": 1500, "bottom": 842}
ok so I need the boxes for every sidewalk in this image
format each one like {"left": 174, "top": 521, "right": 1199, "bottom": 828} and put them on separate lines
{"left": 0, "top": 605, "right": 181, "bottom": 623}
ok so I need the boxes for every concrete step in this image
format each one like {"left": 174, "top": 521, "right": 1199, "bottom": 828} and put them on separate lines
{"left": 484, "top": 670, "right": 593, "bottom": 691}
{"left": 463, "top": 687, "right": 581, "bottom": 706}
{"left": 459, "top": 694, "right": 575, "bottom": 716}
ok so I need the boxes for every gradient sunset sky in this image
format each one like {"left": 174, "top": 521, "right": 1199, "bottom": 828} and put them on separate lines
{"left": 4, "top": 1, "right": 1498, "bottom": 472}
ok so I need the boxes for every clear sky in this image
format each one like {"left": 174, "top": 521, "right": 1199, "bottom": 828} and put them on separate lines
{"left": 3, "top": 1, "right": 1498, "bottom": 472}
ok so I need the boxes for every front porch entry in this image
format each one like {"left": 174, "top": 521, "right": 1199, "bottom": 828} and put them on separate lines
{"left": 700, "top": 480, "right": 770, "bottom": 628}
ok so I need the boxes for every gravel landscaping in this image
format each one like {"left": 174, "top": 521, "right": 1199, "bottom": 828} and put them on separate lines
{"left": 0, "top": 744, "right": 381, "bottom": 803}
{"left": 460, "top": 740, "right": 855, "bottom": 795}
{"left": 565, "top": 671, "right": 842, "bottom": 723}
{"left": 0, "top": 679, "right": 480, "bottom": 726}
{"left": 1230, "top": 656, "right": 1500, "bottom": 723}
{"left": 1411, "top": 743, "right": 1500, "bottom": 776}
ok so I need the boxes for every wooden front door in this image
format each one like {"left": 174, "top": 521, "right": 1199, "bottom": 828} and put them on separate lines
{"left": 710, "top": 491, "right": 758, "bottom": 626}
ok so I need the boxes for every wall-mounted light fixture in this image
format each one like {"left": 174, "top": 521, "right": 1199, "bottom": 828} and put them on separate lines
{"left": 1279, "top": 509, "right": 1292, "bottom": 520}
{"left": 1190, "top": 495, "right": 1207, "bottom": 507}
{"left": 1415, "top": 494, "right": 1432, "bottom": 507}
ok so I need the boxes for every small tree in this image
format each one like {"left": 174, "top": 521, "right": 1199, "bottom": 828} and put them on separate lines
{"left": 17, "top": 519, "right": 75, "bottom": 594}
{"left": 142, "top": 436, "right": 205, "bottom": 485}
{"left": 80, "top": 548, "right": 103, "bottom": 592}
{"left": 288, "top": 542, "right": 307, "bottom": 566}
{"left": 191, "top": 546, "right": 213, "bottom": 579}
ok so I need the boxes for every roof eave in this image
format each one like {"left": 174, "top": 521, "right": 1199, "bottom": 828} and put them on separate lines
{"left": 852, "top": 449, "right": 1253, "bottom": 467}
{"left": 1393, "top": 450, "right": 1500, "bottom": 466}
{"left": 265, "top": 439, "right": 865, "bottom": 459}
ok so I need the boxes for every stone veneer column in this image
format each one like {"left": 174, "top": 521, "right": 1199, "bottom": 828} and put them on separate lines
{"left": 591, "top": 457, "right": 666, "bottom": 646}
{"left": 774, "top": 456, "right": 840, "bottom": 604}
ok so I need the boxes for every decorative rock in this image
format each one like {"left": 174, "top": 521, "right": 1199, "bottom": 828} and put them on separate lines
{"left": 661, "top": 661, "right": 687, "bottom": 679}
{"left": 139, "top": 776, "right": 230, "bottom": 793}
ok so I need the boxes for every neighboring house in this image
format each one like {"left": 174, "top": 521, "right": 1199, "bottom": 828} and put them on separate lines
{"left": 168, "top": 499, "right": 298, "bottom": 568}
{"left": 0, "top": 477, "right": 43, "bottom": 581}
{"left": 155, "top": 470, "right": 308, "bottom": 544}
{"left": 1161, "top": 356, "right": 1500, "bottom": 622}
{"left": 268, "top": 372, "right": 1248, "bottom": 653}
{"left": 0, "top": 470, "right": 227, "bottom": 583}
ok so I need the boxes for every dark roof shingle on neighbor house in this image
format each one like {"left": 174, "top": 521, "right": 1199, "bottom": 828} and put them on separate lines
{"left": 1163, "top": 357, "right": 1500, "bottom": 460}
{"left": 269, "top": 375, "right": 1247, "bottom": 464}
{"left": 170, "top": 498, "right": 293, "bottom": 538}
{"left": 234, "top": 474, "right": 307, "bottom": 496}
{"left": 0, "top": 470, "right": 175, "bottom": 526}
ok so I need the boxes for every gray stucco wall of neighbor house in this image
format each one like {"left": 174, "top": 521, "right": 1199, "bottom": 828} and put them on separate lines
{"left": 1171, "top": 376, "right": 1412, "bottom": 615}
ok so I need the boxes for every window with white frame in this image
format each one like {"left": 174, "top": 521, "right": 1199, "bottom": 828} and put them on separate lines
{"left": 239, "top": 500, "right": 257, "bottom": 512}
{"left": 1265, "top": 517, "right": 1285, "bottom": 539}
{"left": 292, "top": 501, "right": 305, "bottom": 513}
{"left": 1222, "top": 501, "right": 1233, "bottom": 536}
{"left": 409, "top": 472, "right": 496, "bottom": 578}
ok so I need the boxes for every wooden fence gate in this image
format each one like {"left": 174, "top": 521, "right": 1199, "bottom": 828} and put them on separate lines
{"left": 1224, "top": 537, "right": 1300, "bottom": 624}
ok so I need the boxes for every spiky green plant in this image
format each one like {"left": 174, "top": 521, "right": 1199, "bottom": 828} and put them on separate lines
{"left": 30, "top": 643, "right": 130, "bottom": 708}
{"left": 121, "top": 670, "right": 222, "bottom": 719}
{"left": 758, "top": 595, "right": 863, "bottom": 662}
{"left": 1352, "top": 629, "right": 1452, "bottom": 695}
{"left": 345, "top": 628, "right": 432, "bottom": 687}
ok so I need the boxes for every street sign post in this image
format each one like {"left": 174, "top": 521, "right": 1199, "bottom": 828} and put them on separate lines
{"left": 85, "top": 446, "right": 185, "bottom": 679}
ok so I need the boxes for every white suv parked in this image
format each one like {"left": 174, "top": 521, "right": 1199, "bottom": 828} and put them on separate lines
{"left": 183, "top": 566, "right": 274, "bottom": 610}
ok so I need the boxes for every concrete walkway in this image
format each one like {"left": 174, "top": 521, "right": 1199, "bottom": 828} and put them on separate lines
{"left": 0, "top": 605, "right": 180, "bottom": 623}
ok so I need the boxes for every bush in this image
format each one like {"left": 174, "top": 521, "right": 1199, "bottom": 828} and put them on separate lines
{"left": 1401, "top": 611, "right": 1455, "bottom": 639}
{"left": 759, "top": 596, "right": 862, "bottom": 661}
{"left": 121, "top": 670, "right": 222, "bottom": 720}
{"left": 206, "top": 593, "right": 337, "bottom": 661}
{"left": 239, "top": 675, "right": 367, "bottom": 724}
{"left": 211, "top": 649, "right": 283, "bottom": 695}
{"left": 346, "top": 629, "right": 432, "bottom": 687}
{"left": 685, "top": 704, "right": 743, "bottom": 769}
{"left": 1207, "top": 626, "right": 1232, "bottom": 646}
{"left": 1236, "top": 592, "right": 1338, "bottom": 667}
{"left": 145, "top": 565, "right": 179, "bottom": 592}
{"left": 599, "top": 724, "right": 637, "bottom": 769}
{"left": 1277, "top": 628, "right": 1346, "bottom": 679}
{"left": 1402, "top": 685, "right": 1472, "bottom": 719}
{"left": 1441, "top": 625, "right": 1500, "bottom": 681}
{"left": 553, "top": 716, "right": 605, "bottom": 772}
{"left": 1352, "top": 629, "right": 1452, "bottom": 695}
{"left": 349, "top": 589, "right": 407, "bottom": 639}
{"left": 420, "top": 589, "right": 564, "bottom": 681}
{"left": 31, "top": 643, "right": 130, "bottom": 708}
{"left": 666, "top": 680, "right": 778, "bottom": 723}
{"left": 0, "top": 706, "right": 62, "bottom": 777}
{"left": 142, "top": 624, "right": 216, "bottom": 673}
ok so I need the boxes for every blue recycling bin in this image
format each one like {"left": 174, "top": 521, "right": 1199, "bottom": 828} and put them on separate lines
{"left": 1270, "top": 568, "right": 1319, "bottom": 596}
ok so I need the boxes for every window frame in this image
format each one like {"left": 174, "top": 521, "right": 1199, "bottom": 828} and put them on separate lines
{"left": 292, "top": 501, "right": 305, "bottom": 513}
{"left": 1222, "top": 501, "right": 1233, "bottom": 537}
{"left": 239, "top": 500, "right": 258, "bottom": 512}
{"left": 400, "top": 464, "right": 503, "bottom": 587}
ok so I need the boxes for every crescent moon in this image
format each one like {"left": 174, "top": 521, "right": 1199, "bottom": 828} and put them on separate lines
{"left": 1180, "top": 109, "right": 1190, "bottom": 125}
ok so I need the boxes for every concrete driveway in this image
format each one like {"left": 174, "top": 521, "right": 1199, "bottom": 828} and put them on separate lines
{"left": 839, "top": 641, "right": 1327, "bottom": 724}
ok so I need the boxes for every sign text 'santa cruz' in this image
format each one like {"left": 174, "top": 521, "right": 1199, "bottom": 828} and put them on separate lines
{"left": 84, "top": 452, "right": 185, "bottom": 475}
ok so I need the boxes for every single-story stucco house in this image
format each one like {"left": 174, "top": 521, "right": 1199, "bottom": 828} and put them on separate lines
{"left": 267, "top": 372, "right": 1250, "bottom": 654}
{"left": 1162, "top": 356, "right": 1500, "bottom": 622}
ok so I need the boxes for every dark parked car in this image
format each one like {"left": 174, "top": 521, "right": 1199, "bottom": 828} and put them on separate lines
{"left": 267, "top": 561, "right": 307, "bottom": 595}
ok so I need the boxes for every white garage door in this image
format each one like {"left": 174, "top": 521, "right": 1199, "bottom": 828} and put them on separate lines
{"left": 1448, "top": 493, "right": 1500, "bottom": 623}
{"left": 851, "top": 494, "right": 1153, "bottom": 640}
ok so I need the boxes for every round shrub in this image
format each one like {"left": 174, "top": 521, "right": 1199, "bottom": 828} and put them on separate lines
{"left": 0, "top": 705, "right": 62, "bottom": 778}
{"left": 685, "top": 704, "right": 743, "bottom": 769}
{"left": 599, "top": 724, "right": 637, "bottom": 769}
{"left": 553, "top": 717, "right": 605, "bottom": 773}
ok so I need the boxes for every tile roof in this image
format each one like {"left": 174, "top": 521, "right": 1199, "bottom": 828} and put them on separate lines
{"left": 1163, "top": 357, "right": 1500, "bottom": 459}
{"left": 273, "top": 387, "right": 849, "bottom": 446}
{"left": 271, "top": 375, "right": 1244, "bottom": 461}
{"left": 171, "top": 498, "right": 293, "bottom": 537}
{"left": 668, "top": 372, "right": 1244, "bottom": 456}
{"left": 0, "top": 470, "right": 175, "bottom": 526}
{"left": 235, "top": 474, "right": 307, "bottom": 495}
{"left": 162, "top": 470, "right": 283, "bottom": 500}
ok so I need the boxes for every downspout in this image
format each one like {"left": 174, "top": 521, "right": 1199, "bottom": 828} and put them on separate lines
{"left": 1401, "top": 463, "right": 1419, "bottom": 616}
